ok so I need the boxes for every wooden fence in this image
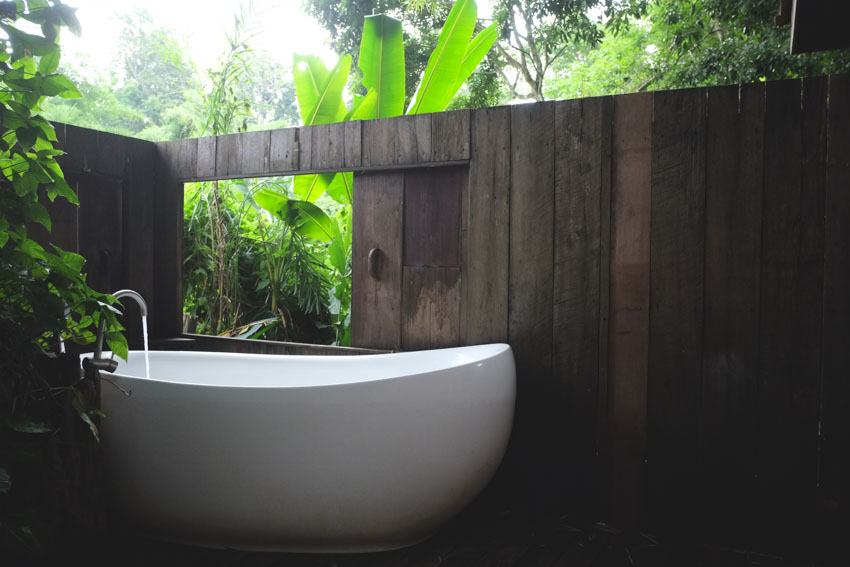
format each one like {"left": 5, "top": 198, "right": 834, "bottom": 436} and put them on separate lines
{"left": 47, "top": 75, "right": 850, "bottom": 549}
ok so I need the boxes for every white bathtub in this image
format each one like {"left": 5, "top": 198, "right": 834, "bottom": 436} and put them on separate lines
{"left": 95, "top": 343, "right": 515, "bottom": 552}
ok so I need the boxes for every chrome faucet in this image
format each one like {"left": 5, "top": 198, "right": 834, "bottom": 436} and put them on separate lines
{"left": 87, "top": 289, "right": 148, "bottom": 373}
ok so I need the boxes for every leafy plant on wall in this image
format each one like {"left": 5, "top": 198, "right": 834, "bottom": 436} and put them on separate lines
{"left": 0, "top": 0, "right": 128, "bottom": 552}
{"left": 254, "top": 0, "right": 497, "bottom": 343}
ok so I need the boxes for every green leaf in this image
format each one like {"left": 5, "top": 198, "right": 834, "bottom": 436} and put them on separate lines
{"left": 105, "top": 332, "right": 128, "bottom": 362}
{"left": 327, "top": 219, "right": 346, "bottom": 272}
{"left": 288, "top": 200, "right": 336, "bottom": 242}
{"left": 325, "top": 171, "right": 353, "bottom": 205}
{"left": 28, "top": 200, "right": 50, "bottom": 231}
{"left": 11, "top": 417, "right": 52, "bottom": 434}
{"left": 293, "top": 54, "right": 350, "bottom": 125}
{"left": 450, "top": 21, "right": 499, "bottom": 98}
{"left": 407, "top": 0, "right": 477, "bottom": 114}
{"left": 293, "top": 172, "right": 335, "bottom": 202}
{"left": 253, "top": 187, "right": 289, "bottom": 218}
{"left": 42, "top": 74, "right": 81, "bottom": 98}
{"left": 38, "top": 46, "right": 60, "bottom": 74}
{"left": 359, "top": 15, "right": 405, "bottom": 118}
{"left": 344, "top": 90, "right": 378, "bottom": 121}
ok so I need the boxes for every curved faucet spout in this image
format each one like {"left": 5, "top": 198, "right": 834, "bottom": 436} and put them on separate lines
{"left": 112, "top": 289, "right": 148, "bottom": 316}
{"left": 92, "top": 289, "right": 148, "bottom": 363}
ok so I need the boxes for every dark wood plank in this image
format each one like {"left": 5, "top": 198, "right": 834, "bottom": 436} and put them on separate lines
{"left": 552, "top": 96, "right": 612, "bottom": 518}
{"left": 310, "top": 122, "right": 345, "bottom": 171}
{"left": 215, "top": 133, "right": 242, "bottom": 178}
{"left": 699, "top": 82, "right": 763, "bottom": 539}
{"left": 401, "top": 266, "right": 460, "bottom": 350}
{"left": 121, "top": 138, "right": 158, "bottom": 349}
{"left": 94, "top": 130, "right": 128, "bottom": 178}
{"left": 33, "top": 184, "right": 78, "bottom": 254}
{"left": 461, "top": 106, "right": 510, "bottom": 345}
{"left": 396, "top": 114, "right": 432, "bottom": 164}
{"left": 196, "top": 136, "right": 216, "bottom": 179}
{"left": 432, "top": 110, "right": 470, "bottom": 162}
{"left": 62, "top": 125, "right": 98, "bottom": 174}
{"left": 757, "top": 78, "right": 823, "bottom": 541}
{"left": 607, "top": 92, "right": 652, "bottom": 529}
{"left": 403, "top": 167, "right": 463, "bottom": 267}
{"left": 820, "top": 73, "right": 850, "bottom": 543}
{"left": 77, "top": 175, "right": 123, "bottom": 294}
{"left": 269, "top": 128, "right": 298, "bottom": 173}
{"left": 361, "top": 117, "right": 397, "bottom": 167}
{"left": 344, "top": 120, "right": 362, "bottom": 169}
{"left": 647, "top": 87, "right": 706, "bottom": 533}
{"left": 508, "top": 100, "right": 555, "bottom": 513}
{"left": 351, "top": 172, "right": 404, "bottom": 350}
{"left": 241, "top": 130, "right": 270, "bottom": 176}
{"left": 298, "top": 124, "right": 314, "bottom": 171}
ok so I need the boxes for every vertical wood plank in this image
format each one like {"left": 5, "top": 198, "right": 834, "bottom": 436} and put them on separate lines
{"left": 700, "top": 82, "right": 763, "bottom": 537}
{"left": 344, "top": 121, "right": 362, "bottom": 169}
{"left": 607, "top": 92, "right": 652, "bottom": 529}
{"left": 311, "top": 122, "right": 345, "bottom": 171}
{"left": 240, "top": 130, "right": 270, "bottom": 175}
{"left": 757, "top": 78, "right": 823, "bottom": 541}
{"left": 361, "top": 117, "right": 397, "bottom": 167}
{"left": 351, "top": 172, "right": 404, "bottom": 350}
{"left": 508, "top": 100, "right": 555, "bottom": 512}
{"left": 63, "top": 125, "right": 98, "bottom": 173}
{"left": 552, "top": 96, "right": 612, "bottom": 516}
{"left": 401, "top": 266, "right": 460, "bottom": 350}
{"left": 647, "top": 87, "right": 706, "bottom": 532}
{"left": 269, "top": 128, "right": 298, "bottom": 172}
{"left": 94, "top": 131, "right": 129, "bottom": 178}
{"left": 821, "top": 73, "right": 850, "bottom": 542}
{"left": 432, "top": 110, "right": 470, "bottom": 161}
{"left": 215, "top": 133, "right": 242, "bottom": 178}
{"left": 77, "top": 176, "right": 123, "bottom": 294}
{"left": 298, "top": 125, "right": 313, "bottom": 171}
{"left": 396, "top": 114, "right": 432, "bottom": 165}
{"left": 196, "top": 136, "right": 215, "bottom": 178}
{"left": 403, "top": 167, "right": 462, "bottom": 267}
{"left": 462, "top": 106, "right": 511, "bottom": 345}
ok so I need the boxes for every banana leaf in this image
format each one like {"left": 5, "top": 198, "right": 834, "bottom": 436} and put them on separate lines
{"left": 293, "top": 53, "right": 351, "bottom": 126}
{"left": 359, "top": 14, "right": 405, "bottom": 118}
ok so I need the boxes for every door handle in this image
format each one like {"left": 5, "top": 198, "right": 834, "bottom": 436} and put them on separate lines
{"left": 368, "top": 247, "right": 381, "bottom": 280}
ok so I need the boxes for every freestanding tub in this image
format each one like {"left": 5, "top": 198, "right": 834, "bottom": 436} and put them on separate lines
{"left": 95, "top": 343, "right": 515, "bottom": 552}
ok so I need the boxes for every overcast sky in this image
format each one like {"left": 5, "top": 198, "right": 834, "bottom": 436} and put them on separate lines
{"left": 60, "top": 0, "right": 337, "bottom": 73}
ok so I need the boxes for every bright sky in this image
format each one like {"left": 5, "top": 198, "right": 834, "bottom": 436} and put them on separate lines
{"left": 60, "top": 0, "right": 337, "bottom": 74}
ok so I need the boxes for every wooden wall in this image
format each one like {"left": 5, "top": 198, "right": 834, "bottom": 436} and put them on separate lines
{"left": 54, "top": 75, "right": 850, "bottom": 551}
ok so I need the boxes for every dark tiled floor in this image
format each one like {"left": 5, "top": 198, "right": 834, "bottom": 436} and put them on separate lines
{"left": 61, "top": 506, "right": 835, "bottom": 567}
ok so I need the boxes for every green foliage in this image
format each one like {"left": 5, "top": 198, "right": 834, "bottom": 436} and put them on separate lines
{"left": 544, "top": 0, "right": 850, "bottom": 100}
{"left": 1, "top": 0, "right": 128, "bottom": 551}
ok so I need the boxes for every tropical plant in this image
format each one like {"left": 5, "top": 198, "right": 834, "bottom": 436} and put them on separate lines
{"left": 1, "top": 0, "right": 128, "bottom": 552}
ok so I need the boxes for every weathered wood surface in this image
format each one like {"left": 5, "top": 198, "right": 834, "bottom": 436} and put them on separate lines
{"left": 76, "top": 176, "right": 123, "bottom": 295}
{"left": 757, "top": 79, "right": 824, "bottom": 540}
{"left": 552, "top": 96, "right": 611, "bottom": 517}
{"left": 403, "top": 167, "right": 462, "bottom": 267}
{"left": 508, "top": 100, "right": 555, "bottom": 512}
{"left": 699, "top": 83, "right": 763, "bottom": 537}
{"left": 400, "top": 266, "right": 460, "bottom": 350}
{"left": 351, "top": 172, "right": 404, "bottom": 350}
{"left": 647, "top": 88, "right": 706, "bottom": 531}
{"left": 461, "top": 106, "right": 510, "bottom": 345}
{"left": 821, "top": 73, "right": 850, "bottom": 533}
{"left": 606, "top": 92, "right": 652, "bottom": 529}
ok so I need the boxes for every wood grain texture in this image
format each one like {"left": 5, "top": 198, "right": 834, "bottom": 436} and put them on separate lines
{"left": 757, "top": 78, "right": 823, "bottom": 539}
{"left": 196, "top": 136, "right": 216, "bottom": 179}
{"left": 63, "top": 125, "right": 98, "bottom": 173}
{"left": 93, "top": 131, "right": 129, "bottom": 178}
{"left": 821, "top": 73, "right": 850, "bottom": 527}
{"left": 269, "top": 128, "right": 298, "bottom": 172}
{"left": 121, "top": 138, "right": 158, "bottom": 348}
{"left": 552, "top": 96, "right": 612, "bottom": 516}
{"left": 310, "top": 123, "right": 345, "bottom": 171}
{"left": 607, "top": 92, "right": 652, "bottom": 529}
{"left": 396, "top": 114, "right": 432, "bottom": 164}
{"left": 647, "top": 87, "right": 706, "bottom": 532}
{"left": 699, "top": 82, "right": 763, "bottom": 537}
{"left": 432, "top": 110, "right": 470, "bottom": 162}
{"left": 351, "top": 172, "right": 404, "bottom": 350}
{"left": 344, "top": 121, "right": 362, "bottom": 169}
{"left": 401, "top": 266, "right": 460, "bottom": 350}
{"left": 508, "top": 100, "right": 555, "bottom": 512}
{"left": 403, "top": 167, "right": 463, "bottom": 267}
{"left": 362, "top": 117, "right": 397, "bottom": 167}
{"left": 77, "top": 176, "right": 123, "bottom": 294}
{"left": 462, "top": 106, "right": 510, "bottom": 345}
